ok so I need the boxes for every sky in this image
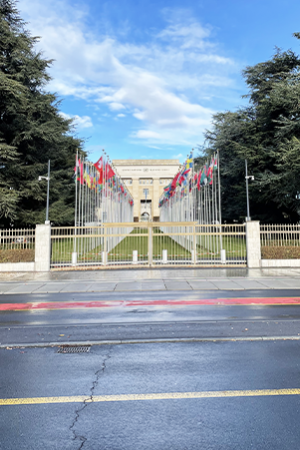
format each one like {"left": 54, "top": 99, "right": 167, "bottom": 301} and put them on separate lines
{"left": 17, "top": 0, "right": 300, "bottom": 163}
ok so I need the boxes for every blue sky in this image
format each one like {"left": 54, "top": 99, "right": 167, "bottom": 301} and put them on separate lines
{"left": 18, "top": 0, "right": 300, "bottom": 163}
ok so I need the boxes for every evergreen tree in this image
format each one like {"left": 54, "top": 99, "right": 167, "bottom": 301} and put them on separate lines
{"left": 0, "top": 0, "right": 84, "bottom": 227}
{"left": 204, "top": 39, "right": 300, "bottom": 223}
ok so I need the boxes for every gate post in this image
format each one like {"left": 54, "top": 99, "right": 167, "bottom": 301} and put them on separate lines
{"left": 246, "top": 221, "right": 261, "bottom": 268}
{"left": 102, "top": 226, "right": 107, "bottom": 266}
{"left": 35, "top": 223, "right": 51, "bottom": 271}
{"left": 148, "top": 224, "right": 153, "bottom": 267}
{"left": 193, "top": 223, "right": 197, "bottom": 265}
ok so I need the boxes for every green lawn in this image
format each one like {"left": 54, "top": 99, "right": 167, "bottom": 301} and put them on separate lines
{"left": 51, "top": 237, "right": 103, "bottom": 264}
{"left": 196, "top": 235, "right": 246, "bottom": 259}
{"left": 51, "top": 227, "right": 247, "bottom": 265}
{"left": 109, "top": 228, "right": 191, "bottom": 261}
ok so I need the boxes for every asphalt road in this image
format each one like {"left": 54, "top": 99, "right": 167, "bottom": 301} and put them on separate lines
{"left": 1, "top": 340, "right": 300, "bottom": 449}
{"left": 2, "top": 288, "right": 300, "bottom": 449}
{"left": 1, "top": 289, "right": 300, "bottom": 345}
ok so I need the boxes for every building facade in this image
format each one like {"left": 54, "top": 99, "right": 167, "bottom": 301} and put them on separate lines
{"left": 112, "top": 159, "right": 180, "bottom": 222}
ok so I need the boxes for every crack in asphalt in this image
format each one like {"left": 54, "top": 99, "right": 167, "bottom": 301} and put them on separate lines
{"left": 69, "top": 346, "right": 113, "bottom": 449}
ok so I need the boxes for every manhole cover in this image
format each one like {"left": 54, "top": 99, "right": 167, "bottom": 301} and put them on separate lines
{"left": 57, "top": 345, "right": 91, "bottom": 354}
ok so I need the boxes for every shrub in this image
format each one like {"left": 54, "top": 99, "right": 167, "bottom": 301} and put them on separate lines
{"left": 261, "top": 246, "right": 300, "bottom": 259}
{"left": 0, "top": 249, "right": 35, "bottom": 263}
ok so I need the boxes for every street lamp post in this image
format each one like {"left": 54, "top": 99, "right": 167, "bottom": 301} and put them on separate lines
{"left": 245, "top": 159, "right": 254, "bottom": 222}
{"left": 38, "top": 160, "right": 50, "bottom": 224}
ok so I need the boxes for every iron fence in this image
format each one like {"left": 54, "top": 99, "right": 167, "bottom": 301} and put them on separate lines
{"left": 158, "top": 223, "right": 246, "bottom": 266}
{"left": 0, "top": 228, "right": 35, "bottom": 262}
{"left": 260, "top": 224, "right": 300, "bottom": 259}
{"left": 0, "top": 228, "right": 35, "bottom": 249}
{"left": 51, "top": 222, "right": 246, "bottom": 269}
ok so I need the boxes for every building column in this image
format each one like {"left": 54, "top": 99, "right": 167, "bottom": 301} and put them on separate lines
{"left": 35, "top": 224, "right": 51, "bottom": 271}
{"left": 246, "top": 221, "right": 261, "bottom": 268}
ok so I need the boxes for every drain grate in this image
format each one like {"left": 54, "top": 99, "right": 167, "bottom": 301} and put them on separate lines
{"left": 57, "top": 345, "right": 91, "bottom": 354}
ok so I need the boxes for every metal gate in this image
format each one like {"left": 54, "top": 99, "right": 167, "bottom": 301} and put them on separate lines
{"left": 50, "top": 222, "right": 246, "bottom": 270}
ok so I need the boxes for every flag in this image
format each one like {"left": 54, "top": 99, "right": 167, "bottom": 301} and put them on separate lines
{"left": 94, "top": 156, "right": 103, "bottom": 173}
{"left": 185, "top": 152, "right": 193, "bottom": 170}
{"left": 171, "top": 172, "right": 180, "bottom": 189}
{"left": 197, "top": 170, "right": 202, "bottom": 190}
{"left": 179, "top": 169, "right": 190, "bottom": 185}
{"left": 94, "top": 156, "right": 104, "bottom": 185}
{"left": 74, "top": 156, "right": 80, "bottom": 182}
{"left": 207, "top": 159, "right": 214, "bottom": 185}
{"left": 200, "top": 166, "right": 207, "bottom": 186}
{"left": 105, "top": 162, "right": 115, "bottom": 180}
{"left": 83, "top": 168, "right": 91, "bottom": 188}
{"left": 74, "top": 157, "right": 84, "bottom": 185}
{"left": 74, "top": 156, "right": 80, "bottom": 175}
{"left": 77, "top": 159, "right": 84, "bottom": 185}
{"left": 213, "top": 154, "right": 218, "bottom": 171}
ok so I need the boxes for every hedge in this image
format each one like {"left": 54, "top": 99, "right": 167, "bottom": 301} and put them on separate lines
{"left": 0, "top": 249, "right": 35, "bottom": 263}
{"left": 261, "top": 246, "right": 300, "bottom": 259}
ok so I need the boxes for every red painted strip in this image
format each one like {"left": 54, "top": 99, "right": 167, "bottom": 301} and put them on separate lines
{"left": 1, "top": 297, "right": 300, "bottom": 311}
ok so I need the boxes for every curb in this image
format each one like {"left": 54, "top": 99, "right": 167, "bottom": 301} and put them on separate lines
{"left": 2, "top": 335, "right": 300, "bottom": 349}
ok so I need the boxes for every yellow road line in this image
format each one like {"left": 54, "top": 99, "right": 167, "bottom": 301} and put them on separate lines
{"left": 1, "top": 388, "right": 300, "bottom": 406}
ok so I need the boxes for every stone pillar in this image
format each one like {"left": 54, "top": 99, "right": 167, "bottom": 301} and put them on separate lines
{"left": 133, "top": 250, "right": 138, "bottom": 264}
{"left": 246, "top": 221, "right": 261, "bottom": 268}
{"left": 148, "top": 226, "right": 153, "bottom": 266}
{"left": 35, "top": 224, "right": 51, "bottom": 271}
{"left": 132, "top": 179, "right": 139, "bottom": 221}
{"left": 221, "top": 249, "right": 226, "bottom": 264}
{"left": 162, "top": 249, "right": 168, "bottom": 264}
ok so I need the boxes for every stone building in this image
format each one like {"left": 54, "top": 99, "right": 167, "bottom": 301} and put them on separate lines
{"left": 112, "top": 159, "right": 180, "bottom": 222}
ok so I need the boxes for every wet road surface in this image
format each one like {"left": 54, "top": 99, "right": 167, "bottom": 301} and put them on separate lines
{"left": 1, "top": 289, "right": 300, "bottom": 345}
{"left": 2, "top": 341, "right": 300, "bottom": 449}
{"left": 1, "top": 287, "right": 300, "bottom": 449}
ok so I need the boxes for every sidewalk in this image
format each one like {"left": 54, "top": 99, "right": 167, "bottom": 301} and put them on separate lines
{"left": 0, "top": 267, "right": 300, "bottom": 294}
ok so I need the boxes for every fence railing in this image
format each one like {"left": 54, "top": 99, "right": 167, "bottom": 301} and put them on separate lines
{"left": 260, "top": 224, "right": 300, "bottom": 259}
{"left": 51, "top": 222, "right": 246, "bottom": 269}
{"left": 157, "top": 223, "right": 246, "bottom": 265}
{"left": 51, "top": 224, "right": 137, "bottom": 269}
{"left": 0, "top": 228, "right": 35, "bottom": 262}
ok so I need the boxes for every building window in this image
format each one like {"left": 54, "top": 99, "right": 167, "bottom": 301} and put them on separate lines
{"left": 123, "top": 179, "right": 132, "bottom": 185}
{"left": 140, "top": 179, "right": 153, "bottom": 185}
{"left": 160, "top": 178, "right": 172, "bottom": 185}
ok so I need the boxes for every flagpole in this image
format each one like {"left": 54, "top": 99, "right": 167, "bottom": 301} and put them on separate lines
{"left": 74, "top": 149, "right": 78, "bottom": 258}
{"left": 217, "top": 149, "right": 223, "bottom": 251}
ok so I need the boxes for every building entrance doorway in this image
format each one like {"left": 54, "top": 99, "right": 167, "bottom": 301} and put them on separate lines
{"left": 140, "top": 199, "right": 151, "bottom": 221}
{"left": 140, "top": 212, "right": 150, "bottom": 221}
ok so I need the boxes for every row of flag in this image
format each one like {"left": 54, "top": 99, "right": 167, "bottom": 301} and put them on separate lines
{"left": 74, "top": 156, "right": 134, "bottom": 206}
{"left": 159, "top": 153, "right": 218, "bottom": 207}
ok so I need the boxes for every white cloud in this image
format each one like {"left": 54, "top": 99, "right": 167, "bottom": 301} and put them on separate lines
{"left": 60, "top": 112, "right": 93, "bottom": 130}
{"left": 108, "top": 102, "right": 126, "bottom": 111}
{"left": 157, "top": 9, "right": 212, "bottom": 50}
{"left": 18, "top": 0, "right": 239, "bottom": 146}
{"left": 134, "top": 130, "right": 162, "bottom": 139}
